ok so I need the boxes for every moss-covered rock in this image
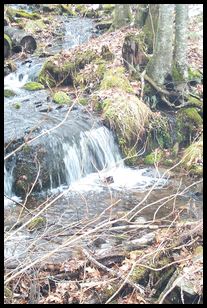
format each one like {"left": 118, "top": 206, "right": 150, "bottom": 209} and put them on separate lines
{"left": 74, "top": 59, "right": 107, "bottom": 90}
{"left": 100, "top": 67, "right": 134, "bottom": 93}
{"left": 147, "top": 113, "right": 173, "bottom": 150}
{"left": 4, "top": 34, "right": 12, "bottom": 49}
{"left": 15, "top": 9, "right": 40, "bottom": 19}
{"left": 144, "top": 149, "right": 163, "bottom": 165}
{"left": 188, "top": 67, "right": 202, "bottom": 83}
{"left": 27, "top": 216, "right": 46, "bottom": 231}
{"left": 182, "top": 135, "right": 203, "bottom": 173}
{"left": 38, "top": 49, "right": 98, "bottom": 87}
{"left": 4, "top": 88, "right": 16, "bottom": 97}
{"left": 78, "top": 97, "right": 88, "bottom": 106}
{"left": 187, "top": 96, "right": 203, "bottom": 109}
{"left": 102, "top": 4, "right": 115, "bottom": 12}
{"left": 24, "top": 19, "right": 47, "bottom": 33}
{"left": 60, "top": 4, "right": 77, "bottom": 16}
{"left": 53, "top": 91, "right": 71, "bottom": 104}
{"left": 176, "top": 108, "right": 203, "bottom": 145}
{"left": 75, "top": 4, "right": 87, "bottom": 15}
{"left": 13, "top": 102, "right": 21, "bottom": 109}
{"left": 23, "top": 82, "right": 44, "bottom": 91}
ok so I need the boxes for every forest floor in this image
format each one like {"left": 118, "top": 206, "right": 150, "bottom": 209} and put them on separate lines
{"left": 4, "top": 5, "right": 203, "bottom": 305}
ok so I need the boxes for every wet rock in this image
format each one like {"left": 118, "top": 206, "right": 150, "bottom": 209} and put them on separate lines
{"left": 92, "top": 237, "right": 106, "bottom": 248}
{"left": 125, "top": 232, "right": 156, "bottom": 251}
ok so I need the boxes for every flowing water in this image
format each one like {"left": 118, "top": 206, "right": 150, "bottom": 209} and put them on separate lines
{"left": 4, "top": 13, "right": 202, "bottom": 267}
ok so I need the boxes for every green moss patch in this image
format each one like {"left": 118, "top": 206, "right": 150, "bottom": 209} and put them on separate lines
{"left": 15, "top": 9, "right": 40, "bottom": 19}
{"left": 23, "top": 82, "right": 44, "bottom": 91}
{"left": 4, "top": 34, "right": 12, "bottom": 49}
{"left": 27, "top": 216, "right": 46, "bottom": 231}
{"left": 13, "top": 102, "right": 21, "bottom": 109}
{"left": 147, "top": 114, "right": 173, "bottom": 150}
{"left": 176, "top": 108, "right": 203, "bottom": 145}
{"left": 38, "top": 49, "right": 98, "bottom": 87}
{"left": 53, "top": 91, "right": 71, "bottom": 104}
{"left": 4, "top": 88, "right": 16, "bottom": 97}
{"left": 144, "top": 149, "right": 163, "bottom": 165}
{"left": 101, "top": 67, "right": 133, "bottom": 93}
{"left": 182, "top": 136, "right": 203, "bottom": 169}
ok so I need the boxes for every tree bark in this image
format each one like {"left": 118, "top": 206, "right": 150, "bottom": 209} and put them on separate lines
{"left": 134, "top": 4, "right": 148, "bottom": 28}
{"left": 174, "top": 4, "right": 189, "bottom": 81}
{"left": 146, "top": 4, "right": 175, "bottom": 86}
{"left": 112, "top": 4, "right": 131, "bottom": 29}
{"left": 4, "top": 26, "right": 37, "bottom": 54}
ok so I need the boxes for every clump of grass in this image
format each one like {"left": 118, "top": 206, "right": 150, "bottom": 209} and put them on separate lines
{"left": 182, "top": 135, "right": 203, "bottom": 167}
{"left": 103, "top": 88, "right": 151, "bottom": 143}
{"left": 100, "top": 67, "right": 134, "bottom": 93}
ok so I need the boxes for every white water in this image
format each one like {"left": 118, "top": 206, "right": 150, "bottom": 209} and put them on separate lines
{"left": 69, "top": 166, "right": 167, "bottom": 193}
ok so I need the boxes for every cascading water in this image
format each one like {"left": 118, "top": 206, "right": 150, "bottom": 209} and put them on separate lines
{"left": 4, "top": 165, "right": 13, "bottom": 197}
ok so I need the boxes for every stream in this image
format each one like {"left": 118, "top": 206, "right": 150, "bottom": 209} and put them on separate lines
{"left": 4, "top": 12, "right": 202, "bottom": 269}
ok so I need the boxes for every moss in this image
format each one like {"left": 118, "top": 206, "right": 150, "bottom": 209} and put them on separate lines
{"left": 23, "top": 144, "right": 31, "bottom": 153}
{"left": 75, "top": 4, "right": 87, "bottom": 15}
{"left": 147, "top": 114, "right": 173, "bottom": 150}
{"left": 182, "top": 136, "right": 203, "bottom": 170}
{"left": 38, "top": 49, "right": 98, "bottom": 87}
{"left": 144, "top": 149, "right": 163, "bottom": 165}
{"left": 162, "top": 159, "right": 174, "bottom": 167}
{"left": 188, "top": 67, "right": 202, "bottom": 83}
{"left": 4, "top": 88, "right": 16, "bottom": 97}
{"left": 103, "top": 89, "right": 151, "bottom": 147}
{"left": 189, "top": 165, "right": 203, "bottom": 176}
{"left": 27, "top": 216, "right": 46, "bottom": 231}
{"left": 4, "top": 34, "right": 12, "bottom": 49}
{"left": 172, "top": 64, "right": 185, "bottom": 82}
{"left": 176, "top": 108, "right": 203, "bottom": 145}
{"left": 100, "top": 45, "right": 115, "bottom": 61}
{"left": 100, "top": 67, "right": 133, "bottom": 93}
{"left": 187, "top": 96, "right": 203, "bottom": 108}
{"left": 78, "top": 97, "right": 88, "bottom": 106}
{"left": 60, "top": 4, "right": 77, "bottom": 16}
{"left": 13, "top": 102, "right": 21, "bottom": 109}
{"left": 4, "top": 286, "right": 13, "bottom": 299}
{"left": 131, "top": 265, "right": 149, "bottom": 283}
{"left": 5, "top": 7, "right": 16, "bottom": 22}
{"left": 24, "top": 19, "right": 46, "bottom": 33}
{"left": 103, "top": 4, "right": 115, "bottom": 12}
{"left": 53, "top": 91, "right": 71, "bottom": 104}
{"left": 15, "top": 9, "right": 40, "bottom": 19}
{"left": 23, "top": 82, "right": 44, "bottom": 91}
{"left": 118, "top": 137, "right": 138, "bottom": 166}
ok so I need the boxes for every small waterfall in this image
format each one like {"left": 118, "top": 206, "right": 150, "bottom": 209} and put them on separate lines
{"left": 4, "top": 164, "right": 14, "bottom": 197}
{"left": 63, "top": 126, "right": 123, "bottom": 185}
{"left": 48, "top": 126, "right": 123, "bottom": 189}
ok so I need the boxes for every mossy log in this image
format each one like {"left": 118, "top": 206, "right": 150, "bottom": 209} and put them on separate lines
{"left": 4, "top": 34, "right": 12, "bottom": 59}
{"left": 4, "top": 26, "right": 37, "bottom": 54}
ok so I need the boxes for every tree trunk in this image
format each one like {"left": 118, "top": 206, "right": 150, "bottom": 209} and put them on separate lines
{"left": 4, "top": 26, "right": 37, "bottom": 54}
{"left": 146, "top": 4, "right": 175, "bottom": 86}
{"left": 142, "top": 4, "right": 159, "bottom": 53}
{"left": 111, "top": 4, "right": 131, "bottom": 29}
{"left": 174, "top": 4, "right": 189, "bottom": 81}
{"left": 134, "top": 4, "right": 148, "bottom": 28}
